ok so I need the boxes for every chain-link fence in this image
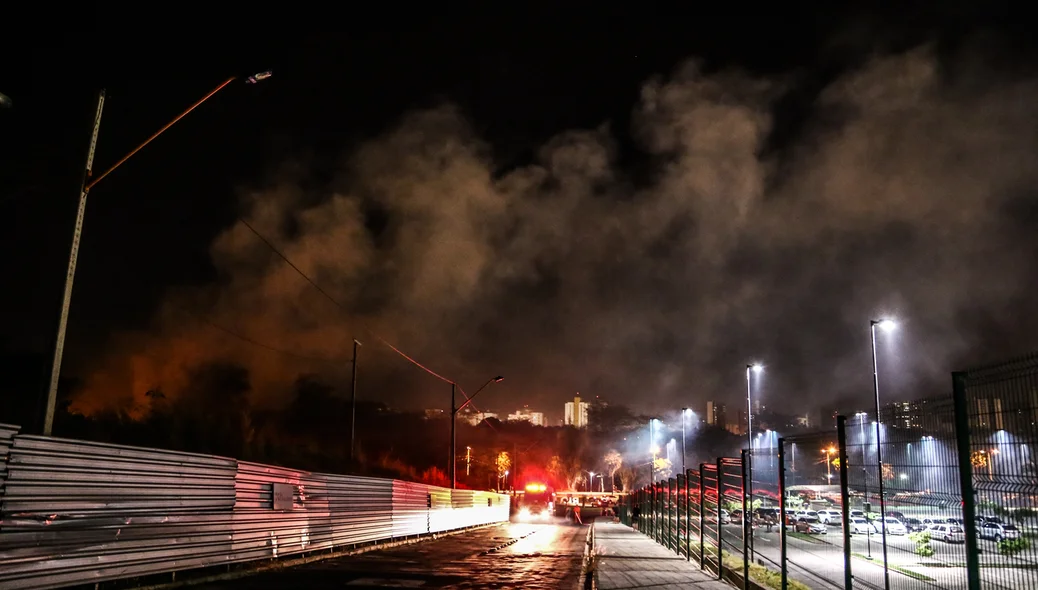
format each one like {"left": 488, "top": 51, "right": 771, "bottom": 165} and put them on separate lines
{"left": 622, "top": 351, "right": 1038, "bottom": 590}
{"left": 957, "top": 354, "right": 1038, "bottom": 590}
{"left": 781, "top": 430, "right": 849, "bottom": 590}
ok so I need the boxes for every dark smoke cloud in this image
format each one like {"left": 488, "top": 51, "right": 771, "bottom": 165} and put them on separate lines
{"left": 71, "top": 45, "right": 1038, "bottom": 422}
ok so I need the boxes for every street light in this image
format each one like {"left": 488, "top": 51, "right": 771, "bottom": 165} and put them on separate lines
{"left": 856, "top": 411, "right": 872, "bottom": 560}
{"left": 42, "top": 74, "right": 271, "bottom": 436}
{"left": 870, "top": 318, "right": 895, "bottom": 590}
{"left": 680, "top": 408, "right": 691, "bottom": 476}
{"left": 649, "top": 418, "right": 660, "bottom": 484}
{"left": 587, "top": 471, "right": 596, "bottom": 492}
{"left": 745, "top": 363, "right": 762, "bottom": 560}
{"left": 824, "top": 446, "right": 836, "bottom": 483}
{"left": 451, "top": 376, "right": 503, "bottom": 489}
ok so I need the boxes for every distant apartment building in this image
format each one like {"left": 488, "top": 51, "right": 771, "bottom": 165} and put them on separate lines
{"left": 507, "top": 407, "right": 545, "bottom": 426}
{"left": 564, "top": 395, "right": 590, "bottom": 429}
{"left": 458, "top": 407, "right": 499, "bottom": 426}
{"left": 706, "top": 401, "right": 728, "bottom": 430}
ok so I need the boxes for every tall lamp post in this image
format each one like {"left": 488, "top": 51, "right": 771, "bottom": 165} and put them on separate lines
{"left": 745, "top": 363, "right": 762, "bottom": 560}
{"left": 451, "top": 376, "right": 503, "bottom": 489}
{"left": 871, "top": 318, "right": 896, "bottom": 590}
{"left": 42, "top": 73, "right": 271, "bottom": 436}
{"left": 857, "top": 411, "right": 872, "bottom": 560}
{"left": 649, "top": 418, "right": 660, "bottom": 484}
{"left": 680, "top": 408, "right": 691, "bottom": 476}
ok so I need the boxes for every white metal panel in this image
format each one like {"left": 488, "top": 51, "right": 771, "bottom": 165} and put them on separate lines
{"left": 0, "top": 429, "right": 509, "bottom": 590}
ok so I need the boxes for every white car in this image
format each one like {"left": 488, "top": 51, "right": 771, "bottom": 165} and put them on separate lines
{"left": 979, "top": 522, "right": 1021, "bottom": 542}
{"left": 816, "top": 510, "right": 843, "bottom": 525}
{"left": 849, "top": 517, "right": 875, "bottom": 535}
{"left": 874, "top": 517, "right": 908, "bottom": 535}
{"left": 930, "top": 524, "right": 965, "bottom": 543}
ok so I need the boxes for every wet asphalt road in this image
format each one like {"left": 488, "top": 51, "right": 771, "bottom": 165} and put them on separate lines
{"left": 195, "top": 520, "right": 587, "bottom": 589}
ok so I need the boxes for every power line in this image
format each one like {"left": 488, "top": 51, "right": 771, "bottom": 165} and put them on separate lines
{"left": 234, "top": 217, "right": 499, "bottom": 426}
{"left": 235, "top": 217, "right": 453, "bottom": 385}
{"left": 175, "top": 305, "right": 340, "bottom": 364}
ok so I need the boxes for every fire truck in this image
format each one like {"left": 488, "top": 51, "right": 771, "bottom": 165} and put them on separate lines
{"left": 517, "top": 482, "right": 555, "bottom": 521}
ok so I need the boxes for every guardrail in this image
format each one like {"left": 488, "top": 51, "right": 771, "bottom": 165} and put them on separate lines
{"left": 0, "top": 426, "right": 509, "bottom": 590}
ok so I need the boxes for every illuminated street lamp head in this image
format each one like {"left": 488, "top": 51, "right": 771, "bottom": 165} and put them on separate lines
{"left": 492, "top": 376, "right": 504, "bottom": 382}
{"left": 872, "top": 319, "right": 897, "bottom": 332}
{"left": 750, "top": 363, "right": 763, "bottom": 373}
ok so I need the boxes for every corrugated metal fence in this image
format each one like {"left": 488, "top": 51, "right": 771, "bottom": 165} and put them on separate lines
{"left": 0, "top": 427, "right": 509, "bottom": 590}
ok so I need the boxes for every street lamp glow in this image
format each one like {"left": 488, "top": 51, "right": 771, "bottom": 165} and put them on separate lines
{"left": 751, "top": 364, "right": 763, "bottom": 373}
{"left": 873, "top": 318, "right": 897, "bottom": 332}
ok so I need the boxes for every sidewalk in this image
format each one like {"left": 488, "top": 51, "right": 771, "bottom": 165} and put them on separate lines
{"left": 593, "top": 521, "right": 732, "bottom": 590}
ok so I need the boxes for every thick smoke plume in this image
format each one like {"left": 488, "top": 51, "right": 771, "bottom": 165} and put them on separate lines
{"left": 71, "top": 46, "right": 1038, "bottom": 420}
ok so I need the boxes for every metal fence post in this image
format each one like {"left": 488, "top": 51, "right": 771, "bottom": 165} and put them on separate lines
{"left": 671, "top": 477, "right": 677, "bottom": 554}
{"left": 777, "top": 438, "right": 788, "bottom": 590}
{"left": 655, "top": 482, "right": 661, "bottom": 545}
{"left": 685, "top": 468, "right": 692, "bottom": 561}
{"left": 952, "top": 371, "right": 982, "bottom": 590}
{"left": 741, "top": 450, "right": 749, "bottom": 590}
{"left": 837, "top": 416, "right": 853, "bottom": 590}
{"left": 747, "top": 449, "right": 754, "bottom": 559}
{"left": 716, "top": 457, "right": 723, "bottom": 581}
{"left": 699, "top": 463, "right": 705, "bottom": 569}
{"left": 667, "top": 478, "right": 673, "bottom": 551}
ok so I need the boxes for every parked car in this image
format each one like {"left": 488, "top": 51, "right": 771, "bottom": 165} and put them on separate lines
{"left": 903, "top": 518, "right": 927, "bottom": 533}
{"left": 887, "top": 511, "right": 907, "bottom": 521}
{"left": 795, "top": 519, "right": 828, "bottom": 534}
{"left": 850, "top": 510, "right": 866, "bottom": 520}
{"left": 979, "top": 522, "right": 1021, "bottom": 542}
{"left": 873, "top": 517, "right": 908, "bottom": 535}
{"left": 816, "top": 510, "right": 843, "bottom": 525}
{"left": 719, "top": 509, "right": 731, "bottom": 525}
{"left": 930, "top": 524, "right": 965, "bottom": 543}
{"left": 795, "top": 511, "right": 820, "bottom": 523}
{"left": 849, "top": 517, "right": 875, "bottom": 535}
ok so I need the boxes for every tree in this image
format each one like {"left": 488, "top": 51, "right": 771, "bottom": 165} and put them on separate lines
{"left": 547, "top": 455, "right": 565, "bottom": 484}
{"left": 618, "top": 466, "right": 637, "bottom": 492}
{"left": 604, "top": 450, "right": 622, "bottom": 489}
{"left": 496, "top": 451, "right": 511, "bottom": 478}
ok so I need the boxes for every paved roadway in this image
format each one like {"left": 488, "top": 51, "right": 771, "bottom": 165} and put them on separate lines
{"left": 729, "top": 524, "right": 1033, "bottom": 590}
{"left": 195, "top": 520, "right": 587, "bottom": 589}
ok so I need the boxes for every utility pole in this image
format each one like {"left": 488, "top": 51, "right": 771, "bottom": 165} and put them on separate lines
{"left": 450, "top": 382, "right": 457, "bottom": 488}
{"left": 43, "top": 90, "right": 105, "bottom": 436}
{"left": 349, "top": 339, "right": 361, "bottom": 462}
{"left": 42, "top": 75, "right": 258, "bottom": 436}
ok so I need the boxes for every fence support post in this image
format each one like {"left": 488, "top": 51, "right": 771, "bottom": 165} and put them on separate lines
{"left": 699, "top": 463, "right": 705, "bottom": 569}
{"left": 667, "top": 478, "right": 673, "bottom": 551}
{"left": 747, "top": 449, "right": 754, "bottom": 560}
{"left": 741, "top": 450, "right": 749, "bottom": 590}
{"left": 952, "top": 372, "right": 982, "bottom": 590}
{"left": 716, "top": 457, "right": 723, "bottom": 580}
{"left": 836, "top": 416, "right": 853, "bottom": 590}
{"left": 686, "top": 468, "right": 692, "bottom": 561}
{"left": 655, "top": 482, "right": 661, "bottom": 545}
{"left": 671, "top": 477, "right": 678, "bottom": 554}
{"left": 778, "top": 438, "right": 788, "bottom": 590}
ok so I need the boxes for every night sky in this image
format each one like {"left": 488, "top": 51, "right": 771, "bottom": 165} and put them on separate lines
{"left": 3, "top": 9, "right": 1037, "bottom": 426}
